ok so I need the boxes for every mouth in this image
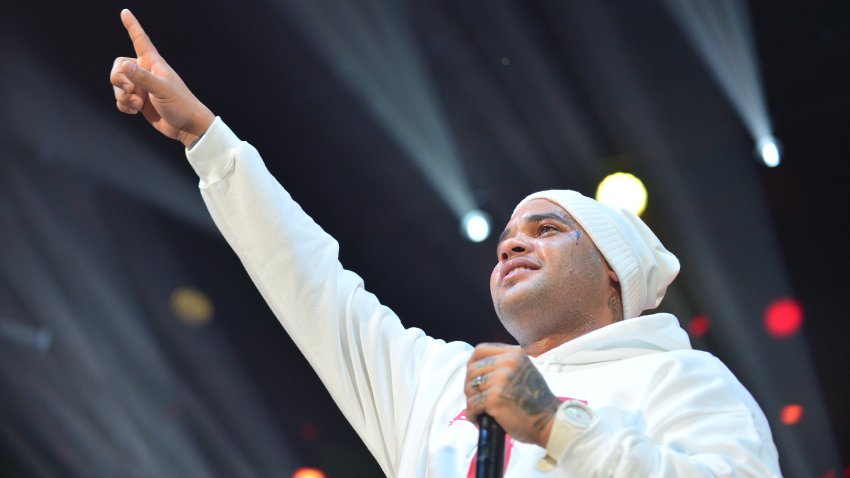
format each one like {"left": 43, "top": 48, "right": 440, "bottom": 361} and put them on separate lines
{"left": 499, "top": 258, "right": 541, "bottom": 283}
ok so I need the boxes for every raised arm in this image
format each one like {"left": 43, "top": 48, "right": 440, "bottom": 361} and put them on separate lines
{"left": 109, "top": 11, "right": 471, "bottom": 474}
{"left": 109, "top": 9, "right": 214, "bottom": 147}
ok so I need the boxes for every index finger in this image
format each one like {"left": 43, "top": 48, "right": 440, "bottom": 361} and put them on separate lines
{"left": 120, "top": 9, "right": 159, "bottom": 58}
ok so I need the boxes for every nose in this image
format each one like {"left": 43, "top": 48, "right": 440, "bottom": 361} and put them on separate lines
{"left": 498, "top": 233, "right": 532, "bottom": 262}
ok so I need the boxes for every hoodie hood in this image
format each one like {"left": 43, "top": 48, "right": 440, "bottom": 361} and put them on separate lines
{"left": 533, "top": 313, "right": 691, "bottom": 367}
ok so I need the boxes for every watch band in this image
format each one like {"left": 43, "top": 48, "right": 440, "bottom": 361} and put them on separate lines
{"left": 535, "top": 400, "right": 596, "bottom": 472}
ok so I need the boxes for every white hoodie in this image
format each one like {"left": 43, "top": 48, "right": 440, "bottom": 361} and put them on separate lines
{"left": 186, "top": 118, "right": 781, "bottom": 477}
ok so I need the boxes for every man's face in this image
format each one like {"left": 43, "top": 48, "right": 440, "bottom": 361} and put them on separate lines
{"left": 490, "top": 199, "right": 614, "bottom": 346}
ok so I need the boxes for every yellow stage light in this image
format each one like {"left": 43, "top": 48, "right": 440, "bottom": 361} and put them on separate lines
{"left": 595, "top": 172, "right": 648, "bottom": 216}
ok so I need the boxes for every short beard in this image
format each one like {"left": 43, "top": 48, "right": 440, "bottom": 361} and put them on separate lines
{"left": 494, "top": 296, "right": 599, "bottom": 348}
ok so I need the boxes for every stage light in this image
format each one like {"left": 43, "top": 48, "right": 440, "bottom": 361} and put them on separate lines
{"left": 687, "top": 315, "right": 710, "bottom": 338}
{"left": 757, "top": 136, "right": 781, "bottom": 167}
{"left": 665, "top": 0, "right": 778, "bottom": 170}
{"left": 461, "top": 210, "right": 491, "bottom": 242}
{"left": 293, "top": 468, "right": 326, "bottom": 478}
{"left": 764, "top": 297, "right": 803, "bottom": 339}
{"left": 170, "top": 286, "right": 214, "bottom": 326}
{"left": 280, "top": 1, "right": 477, "bottom": 221}
{"left": 595, "top": 172, "right": 648, "bottom": 216}
{"left": 780, "top": 403, "right": 804, "bottom": 425}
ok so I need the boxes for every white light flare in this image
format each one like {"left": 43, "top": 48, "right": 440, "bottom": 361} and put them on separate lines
{"left": 596, "top": 172, "right": 648, "bottom": 216}
{"left": 665, "top": 0, "right": 776, "bottom": 168}
{"left": 461, "top": 210, "right": 491, "bottom": 242}
{"left": 757, "top": 136, "right": 781, "bottom": 168}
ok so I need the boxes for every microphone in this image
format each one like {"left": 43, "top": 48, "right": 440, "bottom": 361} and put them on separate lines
{"left": 476, "top": 413, "right": 506, "bottom": 478}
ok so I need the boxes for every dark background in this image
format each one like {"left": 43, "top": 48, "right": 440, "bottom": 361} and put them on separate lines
{"left": 1, "top": 0, "right": 847, "bottom": 476}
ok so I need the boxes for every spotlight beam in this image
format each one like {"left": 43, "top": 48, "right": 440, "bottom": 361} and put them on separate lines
{"left": 279, "top": 0, "right": 476, "bottom": 218}
{"left": 664, "top": 0, "right": 774, "bottom": 151}
{"left": 0, "top": 47, "right": 216, "bottom": 235}
{"left": 0, "top": 43, "right": 298, "bottom": 473}
{"left": 552, "top": 2, "right": 839, "bottom": 473}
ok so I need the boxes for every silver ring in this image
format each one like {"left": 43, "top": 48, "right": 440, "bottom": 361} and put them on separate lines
{"left": 471, "top": 375, "right": 484, "bottom": 392}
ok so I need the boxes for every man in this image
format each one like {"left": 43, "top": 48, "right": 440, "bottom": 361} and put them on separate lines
{"left": 110, "top": 9, "right": 781, "bottom": 476}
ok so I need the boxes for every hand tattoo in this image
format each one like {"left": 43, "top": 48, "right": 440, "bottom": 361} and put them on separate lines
{"left": 500, "top": 360, "right": 559, "bottom": 431}
{"left": 477, "top": 357, "right": 496, "bottom": 369}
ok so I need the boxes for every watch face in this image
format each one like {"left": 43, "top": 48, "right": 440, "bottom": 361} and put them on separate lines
{"left": 563, "top": 404, "right": 593, "bottom": 428}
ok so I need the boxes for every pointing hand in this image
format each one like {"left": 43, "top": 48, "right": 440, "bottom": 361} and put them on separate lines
{"left": 110, "top": 9, "right": 214, "bottom": 147}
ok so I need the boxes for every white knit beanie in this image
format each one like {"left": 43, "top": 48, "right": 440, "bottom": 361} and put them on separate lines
{"left": 514, "top": 190, "right": 680, "bottom": 319}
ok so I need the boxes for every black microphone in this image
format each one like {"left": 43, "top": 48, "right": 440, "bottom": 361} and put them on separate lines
{"left": 476, "top": 413, "right": 506, "bottom": 478}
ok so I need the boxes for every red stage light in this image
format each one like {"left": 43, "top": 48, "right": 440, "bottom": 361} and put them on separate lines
{"left": 764, "top": 298, "right": 803, "bottom": 339}
{"left": 687, "top": 315, "right": 710, "bottom": 338}
{"left": 780, "top": 403, "right": 804, "bottom": 425}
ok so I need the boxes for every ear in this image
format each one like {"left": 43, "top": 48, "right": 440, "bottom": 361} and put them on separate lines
{"left": 608, "top": 270, "right": 621, "bottom": 290}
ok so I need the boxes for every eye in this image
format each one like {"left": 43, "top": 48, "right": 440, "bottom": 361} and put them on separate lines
{"left": 539, "top": 224, "right": 559, "bottom": 235}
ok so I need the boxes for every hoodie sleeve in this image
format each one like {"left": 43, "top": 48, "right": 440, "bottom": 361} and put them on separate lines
{"left": 185, "top": 117, "right": 472, "bottom": 476}
{"left": 551, "top": 352, "right": 781, "bottom": 477}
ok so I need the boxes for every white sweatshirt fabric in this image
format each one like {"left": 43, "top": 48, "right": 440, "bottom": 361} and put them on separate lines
{"left": 186, "top": 117, "right": 782, "bottom": 477}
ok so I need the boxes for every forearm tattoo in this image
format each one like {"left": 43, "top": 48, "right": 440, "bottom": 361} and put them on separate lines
{"left": 500, "top": 361, "right": 559, "bottom": 431}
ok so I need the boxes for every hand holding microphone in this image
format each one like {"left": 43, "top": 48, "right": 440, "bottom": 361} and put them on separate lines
{"left": 466, "top": 343, "right": 563, "bottom": 477}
